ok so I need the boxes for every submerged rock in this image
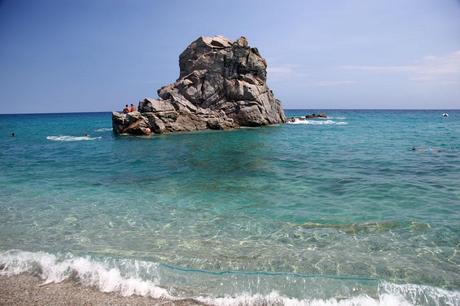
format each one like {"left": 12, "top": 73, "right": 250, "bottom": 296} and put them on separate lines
{"left": 112, "top": 35, "right": 286, "bottom": 135}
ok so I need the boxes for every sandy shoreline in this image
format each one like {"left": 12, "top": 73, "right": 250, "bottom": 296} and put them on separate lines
{"left": 0, "top": 274, "right": 205, "bottom": 306}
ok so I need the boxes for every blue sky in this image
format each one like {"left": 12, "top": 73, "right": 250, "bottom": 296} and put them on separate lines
{"left": 0, "top": 0, "right": 459, "bottom": 113}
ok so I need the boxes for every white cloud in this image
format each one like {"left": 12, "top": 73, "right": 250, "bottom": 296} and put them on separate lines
{"left": 267, "top": 64, "right": 354, "bottom": 87}
{"left": 341, "top": 50, "right": 460, "bottom": 85}
{"left": 267, "top": 64, "right": 308, "bottom": 80}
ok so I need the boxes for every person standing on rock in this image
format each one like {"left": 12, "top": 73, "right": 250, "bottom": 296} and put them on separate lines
{"left": 123, "top": 105, "right": 129, "bottom": 114}
{"left": 130, "top": 104, "right": 137, "bottom": 112}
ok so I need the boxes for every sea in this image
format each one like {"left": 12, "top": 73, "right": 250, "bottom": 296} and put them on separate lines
{"left": 0, "top": 110, "right": 459, "bottom": 305}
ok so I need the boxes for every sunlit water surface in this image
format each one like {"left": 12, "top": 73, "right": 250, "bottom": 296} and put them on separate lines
{"left": 0, "top": 110, "right": 459, "bottom": 305}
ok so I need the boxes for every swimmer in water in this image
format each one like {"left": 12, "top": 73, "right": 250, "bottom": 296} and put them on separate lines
{"left": 11, "top": 132, "right": 15, "bottom": 137}
{"left": 411, "top": 146, "right": 425, "bottom": 152}
{"left": 411, "top": 146, "right": 442, "bottom": 153}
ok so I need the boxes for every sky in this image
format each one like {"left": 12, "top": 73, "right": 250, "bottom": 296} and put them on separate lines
{"left": 0, "top": 0, "right": 459, "bottom": 113}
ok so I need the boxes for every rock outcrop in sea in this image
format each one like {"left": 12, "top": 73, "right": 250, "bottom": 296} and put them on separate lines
{"left": 112, "top": 35, "right": 286, "bottom": 135}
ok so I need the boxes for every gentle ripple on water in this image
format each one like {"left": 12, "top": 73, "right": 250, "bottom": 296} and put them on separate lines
{"left": 0, "top": 110, "right": 459, "bottom": 303}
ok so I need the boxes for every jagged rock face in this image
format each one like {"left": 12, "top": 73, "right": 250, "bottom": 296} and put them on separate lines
{"left": 112, "top": 35, "right": 285, "bottom": 135}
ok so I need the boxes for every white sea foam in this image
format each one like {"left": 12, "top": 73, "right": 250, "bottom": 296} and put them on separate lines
{"left": 309, "top": 117, "right": 346, "bottom": 120}
{"left": 197, "top": 292, "right": 412, "bottom": 306}
{"left": 1, "top": 250, "right": 458, "bottom": 306}
{"left": 0, "top": 250, "right": 170, "bottom": 298}
{"left": 46, "top": 135, "right": 102, "bottom": 142}
{"left": 94, "top": 127, "right": 113, "bottom": 132}
{"left": 198, "top": 284, "right": 460, "bottom": 306}
{"left": 379, "top": 282, "right": 460, "bottom": 306}
{"left": 287, "top": 120, "right": 348, "bottom": 125}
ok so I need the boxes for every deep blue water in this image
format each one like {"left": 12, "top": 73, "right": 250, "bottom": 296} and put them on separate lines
{"left": 0, "top": 110, "right": 459, "bottom": 305}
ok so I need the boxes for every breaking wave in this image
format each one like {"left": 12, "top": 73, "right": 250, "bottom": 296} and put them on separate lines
{"left": 94, "top": 127, "right": 113, "bottom": 132}
{"left": 1, "top": 250, "right": 459, "bottom": 306}
{"left": 0, "top": 250, "right": 170, "bottom": 298}
{"left": 197, "top": 292, "right": 411, "bottom": 306}
{"left": 46, "top": 135, "right": 102, "bottom": 142}
{"left": 287, "top": 120, "right": 348, "bottom": 125}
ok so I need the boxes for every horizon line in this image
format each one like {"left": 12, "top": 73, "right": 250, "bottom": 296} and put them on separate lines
{"left": 0, "top": 108, "right": 459, "bottom": 115}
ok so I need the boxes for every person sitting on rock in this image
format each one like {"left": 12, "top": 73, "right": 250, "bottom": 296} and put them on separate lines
{"left": 123, "top": 105, "right": 129, "bottom": 113}
{"left": 130, "top": 104, "right": 137, "bottom": 112}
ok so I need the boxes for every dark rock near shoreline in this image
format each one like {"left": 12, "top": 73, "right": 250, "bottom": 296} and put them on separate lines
{"left": 112, "top": 35, "right": 285, "bottom": 135}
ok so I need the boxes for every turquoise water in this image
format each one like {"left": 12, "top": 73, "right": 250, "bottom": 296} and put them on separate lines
{"left": 0, "top": 110, "right": 459, "bottom": 305}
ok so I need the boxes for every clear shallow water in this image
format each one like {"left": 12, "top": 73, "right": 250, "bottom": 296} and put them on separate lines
{"left": 0, "top": 110, "right": 459, "bottom": 305}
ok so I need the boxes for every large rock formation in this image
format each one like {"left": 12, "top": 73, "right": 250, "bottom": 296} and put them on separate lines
{"left": 112, "top": 35, "right": 286, "bottom": 135}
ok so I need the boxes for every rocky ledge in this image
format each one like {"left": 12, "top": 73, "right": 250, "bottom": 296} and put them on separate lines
{"left": 112, "top": 35, "right": 286, "bottom": 135}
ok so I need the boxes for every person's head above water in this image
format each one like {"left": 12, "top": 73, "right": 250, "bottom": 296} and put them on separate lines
{"left": 11, "top": 132, "right": 15, "bottom": 137}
